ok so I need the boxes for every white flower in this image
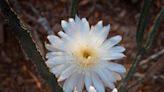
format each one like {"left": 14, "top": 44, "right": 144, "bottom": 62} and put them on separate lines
{"left": 45, "top": 15, "right": 126, "bottom": 92}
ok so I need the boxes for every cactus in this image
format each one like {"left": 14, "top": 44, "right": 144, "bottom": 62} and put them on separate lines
{"left": 0, "top": 0, "right": 63, "bottom": 92}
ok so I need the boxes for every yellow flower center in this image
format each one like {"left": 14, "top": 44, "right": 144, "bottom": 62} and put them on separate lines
{"left": 82, "top": 50, "right": 91, "bottom": 59}
{"left": 73, "top": 45, "right": 99, "bottom": 69}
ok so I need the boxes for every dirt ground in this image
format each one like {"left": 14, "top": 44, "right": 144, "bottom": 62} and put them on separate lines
{"left": 0, "top": 0, "right": 164, "bottom": 92}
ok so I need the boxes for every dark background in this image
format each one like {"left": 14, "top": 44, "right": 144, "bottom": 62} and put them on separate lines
{"left": 0, "top": 0, "right": 164, "bottom": 92}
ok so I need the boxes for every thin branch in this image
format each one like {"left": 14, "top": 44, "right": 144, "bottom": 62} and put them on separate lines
{"left": 140, "top": 49, "right": 164, "bottom": 65}
{"left": 28, "top": 3, "right": 54, "bottom": 35}
{"left": 129, "top": 56, "right": 164, "bottom": 92}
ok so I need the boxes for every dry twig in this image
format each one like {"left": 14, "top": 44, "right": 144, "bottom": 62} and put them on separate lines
{"left": 128, "top": 56, "right": 164, "bottom": 92}
{"left": 140, "top": 49, "right": 164, "bottom": 65}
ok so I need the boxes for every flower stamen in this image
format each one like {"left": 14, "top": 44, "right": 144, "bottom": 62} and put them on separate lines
{"left": 82, "top": 50, "right": 91, "bottom": 59}
{"left": 73, "top": 45, "right": 98, "bottom": 69}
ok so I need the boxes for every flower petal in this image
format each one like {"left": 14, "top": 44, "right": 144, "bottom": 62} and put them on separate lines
{"left": 46, "top": 56, "right": 67, "bottom": 68}
{"left": 95, "top": 25, "right": 110, "bottom": 45}
{"left": 45, "top": 44, "right": 61, "bottom": 52}
{"left": 47, "top": 35, "right": 62, "bottom": 45}
{"left": 58, "top": 65, "right": 76, "bottom": 81}
{"left": 112, "top": 88, "right": 118, "bottom": 92}
{"left": 103, "top": 52, "right": 125, "bottom": 60}
{"left": 90, "top": 21, "right": 107, "bottom": 45}
{"left": 47, "top": 35, "right": 65, "bottom": 50}
{"left": 96, "top": 68, "right": 115, "bottom": 89}
{"left": 63, "top": 73, "right": 80, "bottom": 92}
{"left": 81, "top": 18, "right": 90, "bottom": 33}
{"left": 107, "top": 62, "right": 126, "bottom": 74}
{"left": 74, "top": 74, "right": 84, "bottom": 92}
{"left": 85, "top": 72, "right": 92, "bottom": 92}
{"left": 75, "top": 15, "right": 81, "bottom": 23}
{"left": 46, "top": 52, "right": 64, "bottom": 58}
{"left": 102, "top": 35, "right": 122, "bottom": 48}
{"left": 91, "top": 21, "right": 103, "bottom": 34}
{"left": 108, "top": 46, "right": 125, "bottom": 53}
{"left": 58, "top": 31, "right": 71, "bottom": 41}
{"left": 61, "top": 20, "right": 77, "bottom": 37}
{"left": 98, "top": 25, "right": 110, "bottom": 42}
{"left": 112, "top": 72, "right": 122, "bottom": 81}
{"left": 61, "top": 20, "right": 69, "bottom": 33}
{"left": 69, "top": 18, "right": 75, "bottom": 24}
{"left": 91, "top": 72, "right": 105, "bottom": 92}
{"left": 51, "top": 64, "right": 67, "bottom": 77}
{"left": 89, "top": 86, "right": 97, "bottom": 92}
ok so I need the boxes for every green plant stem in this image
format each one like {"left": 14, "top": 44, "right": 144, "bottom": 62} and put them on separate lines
{"left": 118, "top": 0, "right": 152, "bottom": 92}
{"left": 118, "top": 48, "right": 146, "bottom": 92}
{"left": 71, "top": 0, "right": 79, "bottom": 18}
{"left": 118, "top": 1, "right": 152, "bottom": 91}
{"left": 0, "top": 0, "right": 63, "bottom": 92}
{"left": 136, "top": 0, "right": 152, "bottom": 48}
{"left": 144, "top": 8, "right": 164, "bottom": 50}
{"left": 118, "top": 7, "right": 164, "bottom": 92}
